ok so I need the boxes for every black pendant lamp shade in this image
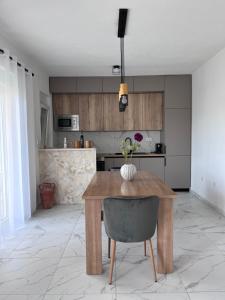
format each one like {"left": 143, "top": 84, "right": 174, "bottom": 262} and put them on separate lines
{"left": 118, "top": 8, "right": 129, "bottom": 112}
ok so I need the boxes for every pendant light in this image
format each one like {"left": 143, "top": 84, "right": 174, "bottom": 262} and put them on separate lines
{"left": 118, "top": 8, "right": 128, "bottom": 112}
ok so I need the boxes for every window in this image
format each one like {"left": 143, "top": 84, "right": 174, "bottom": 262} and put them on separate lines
{"left": 0, "top": 67, "right": 7, "bottom": 222}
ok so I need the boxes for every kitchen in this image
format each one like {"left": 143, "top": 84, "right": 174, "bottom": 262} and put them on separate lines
{"left": 39, "top": 75, "right": 191, "bottom": 204}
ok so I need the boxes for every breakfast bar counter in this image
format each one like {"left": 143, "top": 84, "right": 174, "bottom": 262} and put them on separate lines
{"left": 39, "top": 148, "right": 96, "bottom": 204}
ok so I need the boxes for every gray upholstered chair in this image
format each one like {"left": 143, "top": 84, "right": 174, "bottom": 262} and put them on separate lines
{"left": 103, "top": 196, "right": 159, "bottom": 284}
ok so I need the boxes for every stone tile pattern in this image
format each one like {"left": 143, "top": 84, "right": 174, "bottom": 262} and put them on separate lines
{"left": 39, "top": 149, "right": 96, "bottom": 204}
{"left": 1, "top": 193, "right": 225, "bottom": 299}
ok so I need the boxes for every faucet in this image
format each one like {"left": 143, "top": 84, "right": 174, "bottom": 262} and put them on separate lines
{"left": 125, "top": 137, "right": 133, "bottom": 154}
{"left": 125, "top": 137, "right": 132, "bottom": 145}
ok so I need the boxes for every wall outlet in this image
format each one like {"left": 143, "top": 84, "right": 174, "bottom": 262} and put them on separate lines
{"left": 145, "top": 137, "right": 152, "bottom": 142}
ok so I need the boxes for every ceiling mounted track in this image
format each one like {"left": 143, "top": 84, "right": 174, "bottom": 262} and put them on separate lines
{"left": 118, "top": 9, "right": 128, "bottom": 38}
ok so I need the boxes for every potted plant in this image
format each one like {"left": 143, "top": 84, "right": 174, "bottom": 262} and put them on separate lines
{"left": 120, "top": 133, "right": 143, "bottom": 181}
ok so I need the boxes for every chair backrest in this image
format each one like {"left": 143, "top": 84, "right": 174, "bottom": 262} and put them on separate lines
{"left": 103, "top": 196, "right": 159, "bottom": 243}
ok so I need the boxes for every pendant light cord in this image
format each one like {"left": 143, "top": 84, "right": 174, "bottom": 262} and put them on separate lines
{"left": 120, "top": 38, "right": 125, "bottom": 83}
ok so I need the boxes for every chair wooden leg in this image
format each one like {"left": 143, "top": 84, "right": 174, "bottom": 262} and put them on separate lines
{"left": 144, "top": 240, "right": 147, "bottom": 256}
{"left": 109, "top": 239, "right": 116, "bottom": 285}
{"left": 108, "top": 238, "right": 111, "bottom": 259}
{"left": 149, "top": 239, "right": 157, "bottom": 282}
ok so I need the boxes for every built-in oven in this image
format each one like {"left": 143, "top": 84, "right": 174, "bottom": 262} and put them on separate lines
{"left": 54, "top": 115, "right": 79, "bottom": 131}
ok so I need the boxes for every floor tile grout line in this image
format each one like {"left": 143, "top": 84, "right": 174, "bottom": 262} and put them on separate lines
{"left": 2, "top": 196, "right": 225, "bottom": 296}
{"left": 42, "top": 207, "right": 83, "bottom": 297}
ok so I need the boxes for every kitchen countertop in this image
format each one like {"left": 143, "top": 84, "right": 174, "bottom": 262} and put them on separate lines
{"left": 97, "top": 152, "right": 165, "bottom": 160}
{"left": 39, "top": 148, "right": 96, "bottom": 151}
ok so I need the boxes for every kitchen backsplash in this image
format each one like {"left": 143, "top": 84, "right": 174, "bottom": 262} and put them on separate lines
{"left": 54, "top": 131, "right": 160, "bottom": 153}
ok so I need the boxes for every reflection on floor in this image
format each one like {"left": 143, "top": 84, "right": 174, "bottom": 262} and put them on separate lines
{"left": 1, "top": 192, "right": 225, "bottom": 300}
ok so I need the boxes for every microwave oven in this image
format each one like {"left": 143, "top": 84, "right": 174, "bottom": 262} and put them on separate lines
{"left": 54, "top": 115, "right": 79, "bottom": 131}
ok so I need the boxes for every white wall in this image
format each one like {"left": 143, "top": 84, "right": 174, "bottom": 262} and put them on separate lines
{"left": 0, "top": 33, "right": 51, "bottom": 213}
{"left": 192, "top": 47, "right": 225, "bottom": 215}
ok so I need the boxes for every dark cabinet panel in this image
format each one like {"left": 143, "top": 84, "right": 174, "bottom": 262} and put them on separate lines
{"left": 102, "top": 77, "right": 134, "bottom": 93}
{"left": 77, "top": 77, "right": 102, "bottom": 93}
{"left": 133, "top": 76, "right": 165, "bottom": 92}
{"left": 104, "top": 158, "right": 114, "bottom": 171}
{"left": 165, "top": 75, "right": 192, "bottom": 108}
{"left": 165, "top": 156, "right": 191, "bottom": 188}
{"left": 139, "top": 157, "right": 165, "bottom": 181}
{"left": 113, "top": 158, "right": 140, "bottom": 170}
{"left": 49, "top": 77, "right": 77, "bottom": 93}
{"left": 165, "top": 109, "right": 191, "bottom": 156}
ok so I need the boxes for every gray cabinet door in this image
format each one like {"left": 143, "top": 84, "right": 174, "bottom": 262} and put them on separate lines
{"left": 77, "top": 77, "right": 102, "bottom": 93}
{"left": 165, "top": 156, "right": 191, "bottom": 188}
{"left": 103, "top": 77, "right": 134, "bottom": 92}
{"left": 133, "top": 76, "right": 165, "bottom": 92}
{"left": 49, "top": 77, "right": 77, "bottom": 93}
{"left": 113, "top": 158, "right": 140, "bottom": 170}
{"left": 165, "top": 75, "right": 191, "bottom": 108}
{"left": 165, "top": 109, "right": 191, "bottom": 156}
{"left": 139, "top": 157, "right": 165, "bottom": 181}
{"left": 104, "top": 158, "right": 114, "bottom": 171}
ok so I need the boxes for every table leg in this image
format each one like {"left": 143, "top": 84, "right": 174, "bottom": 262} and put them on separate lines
{"left": 157, "top": 198, "right": 173, "bottom": 273}
{"left": 85, "top": 199, "right": 102, "bottom": 275}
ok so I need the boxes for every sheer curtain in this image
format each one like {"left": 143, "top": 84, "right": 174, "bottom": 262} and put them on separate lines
{"left": 0, "top": 50, "right": 32, "bottom": 243}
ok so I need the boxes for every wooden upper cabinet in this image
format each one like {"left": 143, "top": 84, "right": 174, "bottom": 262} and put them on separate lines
{"left": 52, "top": 92, "right": 163, "bottom": 131}
{"left": 52, "top": 94, "right": 79, "bottom": 115}
{"left": 88, "top": 94, "right": 104, "bottom": 131}
{"left": 123, "top": 94, "right": 142, "bottom": 130}
{"left": 103, "top": 94, "right": 124, "bottom": 131}
{"left": 78, "top": 94, "right": 104, "bottom": 131}
{"left": 124, "top": 93, "right": 163, "bottom": 130}
{"left": 140, "top": 93, "right": 163, "bottom": 130}
{"left": 78, "top": 94, "right": 89, "bottom": 131}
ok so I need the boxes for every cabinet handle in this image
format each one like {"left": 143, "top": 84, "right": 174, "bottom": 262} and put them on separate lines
{"left": 164, "top": 157, "right": 167, "bottom": 166}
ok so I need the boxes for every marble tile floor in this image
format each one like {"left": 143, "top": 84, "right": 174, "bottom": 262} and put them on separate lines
{"left": 1, "top": 193, "right": 225, "bottom": 300}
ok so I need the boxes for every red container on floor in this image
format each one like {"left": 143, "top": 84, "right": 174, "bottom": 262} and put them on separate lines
{"left": 39, "top": 183, "right": 55, "bottom": 209}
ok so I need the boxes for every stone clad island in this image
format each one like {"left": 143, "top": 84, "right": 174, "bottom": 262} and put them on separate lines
{"left": 39, "top": 148, "right": 96, "bottom": 204}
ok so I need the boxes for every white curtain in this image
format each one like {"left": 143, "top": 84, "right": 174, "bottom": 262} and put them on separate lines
{"left": 0, "top": 50, "right": 32, "bottom": 242}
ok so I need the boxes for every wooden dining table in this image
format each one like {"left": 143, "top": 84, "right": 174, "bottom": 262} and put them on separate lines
{"left": 82, "top": 171, "right": 176, "bottom": 275}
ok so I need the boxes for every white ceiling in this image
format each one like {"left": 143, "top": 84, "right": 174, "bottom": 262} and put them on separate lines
{"left": 1, "top": 0, "right": 225, "bottom": 76}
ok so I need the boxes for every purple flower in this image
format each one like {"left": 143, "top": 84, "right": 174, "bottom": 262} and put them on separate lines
{"left": 134, "top": 132, "right": 143, "bottom": 142}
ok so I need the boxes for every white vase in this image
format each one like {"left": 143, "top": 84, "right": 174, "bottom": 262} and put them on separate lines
{"left": 120, "top": 164, "right": 137, "bottom": 181}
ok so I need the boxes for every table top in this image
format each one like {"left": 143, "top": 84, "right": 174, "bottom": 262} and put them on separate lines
{"left": 82, "top": 171, "right": 176, "bottom": 200}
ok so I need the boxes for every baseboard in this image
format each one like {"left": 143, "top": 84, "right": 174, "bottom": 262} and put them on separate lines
{"left": 173, "top": 188, "right": 190, "bottom": 192}
{"left": 191, "top": 190, "right": 225, "bottom": 218}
